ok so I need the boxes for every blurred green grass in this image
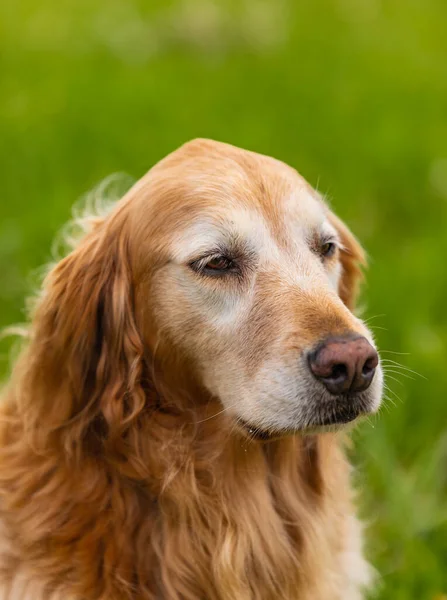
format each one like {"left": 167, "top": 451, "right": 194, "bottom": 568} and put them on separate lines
{"left": 0, "top": 0, "right": 446, "bottom": 597}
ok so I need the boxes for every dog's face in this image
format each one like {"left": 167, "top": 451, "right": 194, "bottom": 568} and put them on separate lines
{"left": 128, "top": 139, "right": 383, "bottom": 436}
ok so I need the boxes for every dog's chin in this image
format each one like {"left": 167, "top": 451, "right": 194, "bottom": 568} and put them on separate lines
{"left": 237, "top": 395, "right": 376, "bottom": 441}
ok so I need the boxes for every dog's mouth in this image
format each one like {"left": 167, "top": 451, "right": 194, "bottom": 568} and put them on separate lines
{"left": 238, "top": 421, "right": 277, "bottom": 441}
{"left": 237, "top": 420, "right": 291, "bottom": 442}
{"left": 314, "top": 399, "right": 363, "bottom": 427}
{"left": 238, "top": 394, "right": 369, "bottom": 440}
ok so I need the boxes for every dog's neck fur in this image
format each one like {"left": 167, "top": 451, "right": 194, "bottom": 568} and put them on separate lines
{"left": 0, "top": 391, "right": 367, "bottom": 600}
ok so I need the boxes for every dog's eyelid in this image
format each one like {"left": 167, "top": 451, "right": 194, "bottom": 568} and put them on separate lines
{"left": 189, "top": 251, "right": 230, "bottom": 272}
{"left": 320, "top": 229, "right": 340, "bottom": 246}
{"left": 307, "top": 229, "right": 340, "bottom": 254}
{"left": 189, "top": 249, "right": 225, "bottom": 264}
{"left": 187, "top": 241, "right": 257, "bottom": 265}
{"left": 321, "top": 236, "right": 339, "bottom": 247}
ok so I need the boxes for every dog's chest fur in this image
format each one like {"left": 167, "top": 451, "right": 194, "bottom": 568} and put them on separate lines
{"left": 0, "top": 433, "right": 371, "bottom": 600}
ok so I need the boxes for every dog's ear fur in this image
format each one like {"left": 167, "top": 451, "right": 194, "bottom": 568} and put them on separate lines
{"left": 15, "top": 212, "right": 147, "bottom": 457}
{"left": 328, "top": 212, "right": 367, "bottom": 310}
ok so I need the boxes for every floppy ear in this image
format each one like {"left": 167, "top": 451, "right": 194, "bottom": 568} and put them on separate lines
{"left": 328, "top": 212, "right": 367, "bottom": 310}
{"left": 17, "top": 213, "right": 147, "bottom": 457}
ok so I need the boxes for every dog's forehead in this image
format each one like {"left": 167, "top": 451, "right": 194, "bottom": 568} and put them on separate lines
{"left": 137, "top": 139, "right": 335, "bottom": 263}
{"left": 155, "top": 138, "right": 327, "bottom": 232}
{"left": 167, "top": 181, "right": 329, "bottom": 265}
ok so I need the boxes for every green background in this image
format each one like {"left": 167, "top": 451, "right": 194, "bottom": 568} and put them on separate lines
{"left": 1, "top": 0, "right": 446, "bottom": 597}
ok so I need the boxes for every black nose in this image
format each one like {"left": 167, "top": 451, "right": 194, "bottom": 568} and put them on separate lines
{"left": 308, "top": 336, "right": 379, "bottom": 395}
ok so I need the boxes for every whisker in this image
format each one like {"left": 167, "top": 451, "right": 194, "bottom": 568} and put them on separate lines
{"left": 383, "top": 383, "right": 403, "bottom": 404}
{"left": 381, "top": 368, "right": 415, "bottom": 381}
{"left": 384, "top": 389, "right": 397, "bottom": 408}
{"left": 381, "top": 397, "right": 395, "bottom": 411}
{"left": 381, "top": 360, "right": 418, "bottom": 371}
{"left": 363, "top": 314, "right": 386, "bottom": 324}
{"left": 194, "top": 402, "right": 240, "bottom": 424}
{"left": 381, "top": 367, "right": 416, "bottom": 378}
{"left": 364, "top": 415, "right": 375, "bottom": 428}
{"left": 380, "top": 359, "right": 426, "bottom": 379}
{"left": 383, "top": 374, "right": 405, "bottom": 387}
{"left": 379, "top": 396, "right": 394, "bottom": 412}
{"left": 382, "top": 365, "right": 414, "bottom": 375}
{"left": 382, "top": 394, "right": 396, "bottom": 409}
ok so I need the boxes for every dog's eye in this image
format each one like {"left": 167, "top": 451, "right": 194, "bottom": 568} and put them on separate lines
{"left": 205, "top": 256, "right": 234, "bottom": 271}
{"left": 190, "top": 254, "right": 238, "bottom": 277}
{"left": 321, "top": 242, "right": 336, "bottom": 258}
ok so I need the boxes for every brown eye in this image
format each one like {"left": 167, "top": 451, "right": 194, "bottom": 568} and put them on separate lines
{"left": 205, "top": 256, "right": 233, "bottom": 271}
{"left": 190, "top": 254, "right": 238, "bottom": 277}
{"left": 321, "top": 242, "right": 336, "bottom": 257}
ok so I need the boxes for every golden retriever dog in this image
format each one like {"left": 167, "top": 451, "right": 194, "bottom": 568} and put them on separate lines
{"left": 0, "top": 139, "right": 383, "bottom": 599}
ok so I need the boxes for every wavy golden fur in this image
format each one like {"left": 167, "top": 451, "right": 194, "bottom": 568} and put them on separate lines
{"left": 0, "top": 139, "right": 380, "bottom": 599}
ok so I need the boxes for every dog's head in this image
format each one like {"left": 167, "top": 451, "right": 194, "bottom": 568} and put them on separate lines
{"left": 133, "top": 139, "right": 383, "bottom": 435}
{"left": 26, "top": 139, "right": 382, "bottom": 446}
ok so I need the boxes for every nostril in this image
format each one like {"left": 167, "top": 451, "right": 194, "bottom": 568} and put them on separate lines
{"left": 361, "top": 353, "right": 379, "bottom": 378}
{"left": 329, "top": 363, "right": 348, "bottom": 381}
{"left": 362, "top": 359, "right": 375, "bottom": 376}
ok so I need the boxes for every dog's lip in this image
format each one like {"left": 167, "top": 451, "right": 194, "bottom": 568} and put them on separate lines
{"left": 238, "top": 419, "right": 304, "bottom": 441}
{"left": 237, "top": 394, "right": 371, "bottom": 439}
{"left": 309, "top": 393, "right": 371, "bottom": 427}
{"left": 315, "top": 408, "right": 359, "bottom": 426}
{"left": 238, "top": 414, "right": 357, "bottom": 440}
